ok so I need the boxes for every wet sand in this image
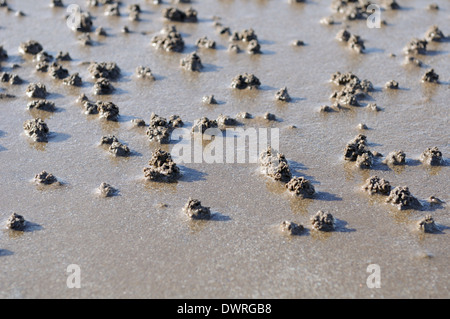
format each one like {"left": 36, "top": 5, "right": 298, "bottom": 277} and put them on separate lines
{"left": 0, "top": 0, "right": 449, "bottom": 298}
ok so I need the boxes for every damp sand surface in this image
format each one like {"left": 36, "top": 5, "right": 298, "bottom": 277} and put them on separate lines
{"left": 0, "top": 0, "right": 449, "bottom": 298}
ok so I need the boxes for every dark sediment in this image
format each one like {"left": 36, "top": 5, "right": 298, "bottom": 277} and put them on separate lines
{"left": 263, "top": 112, "right": 277, "bottom": 121}
{"left": 420, "top": 147, "right": 443, "bottom": 166}
{"left": 94, "top": 77, "right": 115, "bottom": 95}
{"left": 36, "top": 62, "right": 49, "bottom": 73}
{"left": 0, "top": 93, "right": 16, "bottom": 99}
{"left": 26, "top": 83, "right": 48, "bottom": 98}
{"left": 19, "top": 40, "right": 43, "bottom": 55}
{"left": 35, "top": 51, "right": 53, "bottom": 62}
{"left": 362, "top": 176, "right": 391, "bottom": 195}
{"left": 96, "top": 27, "right": 107, "bottom": 36}
{"left": 97, "top": 101, "right": 119, "bottom": 121}
{"left": 366, "top": 103, "right": 380, "bottom": 112}
{"left": 236, "top": 111, "right": 252, "bottom": 119}
{"left": 136, "top": 66, "right": 155, "bottom": 80}
{"left": 231, "top": 73, "right": 261, "bottom": 90}
{"left": 331, "top": 71, "right": 373, "bottom": 92}
{"left": 319, "top": 105, "right": 335, "bottom": 113}
{"left": 163, "top": 7, "right": 197, "bottom": 22}
{"left": 104, "top": 3, "right": 120, "bottom": 16}
{"left": 76, "top": 93, "right": 88, "bottom": 104}
{"left": 88, "top": 62, "right": 121, "bottom": 80}
{"left": 27, "top": 100, "right": 56, "bottom": 112}
{"left": 383, "top": 150, "right": 406, "bottom": 166}
{"left": 336, "top": 29, "right": 364, "bottom": 53}
{"left": 246, "top": 39, "right": 261, "bottom": 54}
{"left": 49, "top": 63, "right": 69, "bottom": 79}
{"left": 404, "top": 56, "right": 422, "bottom": 67}
{"left": 330, "top": 0, "right": 372, "bottom": 20}
{"left": 280, "top": 221, "right": 304, "bottom": 236}
{"left": 143, "top": 149, "right": 181, "bottom": 182}
{"left": 78, "top": 33, "right": 93, "bottom": 46}
{"left": 147, "top": 113, "right": 183, "bottom": 144}
{"left": 180, "top": 52, "right": 203, "bottom": 72}
{"left": 424, "top": 25, "right": 444, "bottom": 42}
{"left": 98, "top": 182, "right": 117, "bottom": 197}
{"left": 34, "top": 171, "right": 58, "bottom": 185}
{"left": 83, "top": 101, "right": 98, "bottom": 115}
{"left": 275, "top": 87, "right": 291, "bottom": 102}
{"left": 422, "top": 69, "right": 439, "bottom": 83}
{"left": 330, "top": 89, "right": 359, "bottom": 106}
{"left": 76, "top": 12, "right": 93, "bottom": 32}
{"left": 228, "top": 29, "right": 261, "bottom": 53}
{"left": 285, "top": 177, "right": 315, "bottom": 198}
{"left": 63, "top": 73, "right": 82, "bottom": 86}
{"left": 215, "top": 23, "right": 231, "bottom": 36}
{"left": 0, "top": 45, "right": 7, "bottom": 60}
{"left": 232, "top": 29, "right": 258, "bottom": 42}
{"left": 428, "top": 196, "right": 444, "bottom": 205}
{"left": 291, "top": 40, "right": 304, "bottom": 46}
{"left": 320, "top": 16, "right": 335, "bottom": 25}
{"left": 357, "top": 123, "right": 368, "bottom": 130}
{"left": 56, "top": 51, "right": 71, "bottom": 61}
{"left": 227, "top": 44, "right": 241, "bottom": 53}
{"left": 23, "top": 118, "right": 49, "bottom": 142}
{"left": 202, "top": 95, "right": 217, "bottom": 105}
{"left": 100, "top": 135, "right": 119, "bottom": 145}
{"left": 196, "top": 36, "right": 216, "bottom": 49}
{"left": 259, "top": 147, "right": 292, "bottom": 183}
{"left": 427, "top": 3, "right": 439, "bottom": 10}
{"left": 330, "top": 71, "right": 373, "bottom": 107}
{"left": 311, "top": 210, "right": 335, "bottom": 232}
{"left": 355, "top": 152, "right": 373, "bottom": 169}
{"left": 417, "top": 215, "right": 438, "bottom": 233}
{"left": 131, "top": 119, "right": 146, "bottom": 127}
{"left": 343, "top": 134, "right": 374, "bottom": 168}
{"left": 343, "top": 134, "right": 372, "bottom": 163}
{"left": 168, "top": 115, "right": 183, "bottom": 128}
{"left": 403, "top": 38, "right": 427, "bottom": 55}
{"left": 109, "top": 141, "right": 130, "bottom": 157}
{"left": 382, "top": 0, "right": 400, "bottom": 10}
{"left": 184, "top": 198, "right": 211, "bottom": 220}
{"left": 385, "top": 80, "right": 399, "bottom": 89}
{"left": 151, "top": 26, "right": 184, "bottom": 52}
{"left": 386, "top": 186, "right": 422, "bottom": 210}
{"left": 127, "top": 4, "right": 141, "bottom": 20}
{"left": 216, "top": 114, "right": 237, "bottom": 127}
{"left": 192, "top": 117, "right": 218, "bottom": 134}
{"left": 0, "top": 72, "right": 22, "bottom": 85}
{"left": 128, "top": 10, "right": 140, "bottom": 22}
{"left": 6, "top": 213, "right": 25, "bottom": 231}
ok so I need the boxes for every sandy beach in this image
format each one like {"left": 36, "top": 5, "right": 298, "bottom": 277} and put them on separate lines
{"left": 0, "top": 0, "right": 449, "bottom": 298}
